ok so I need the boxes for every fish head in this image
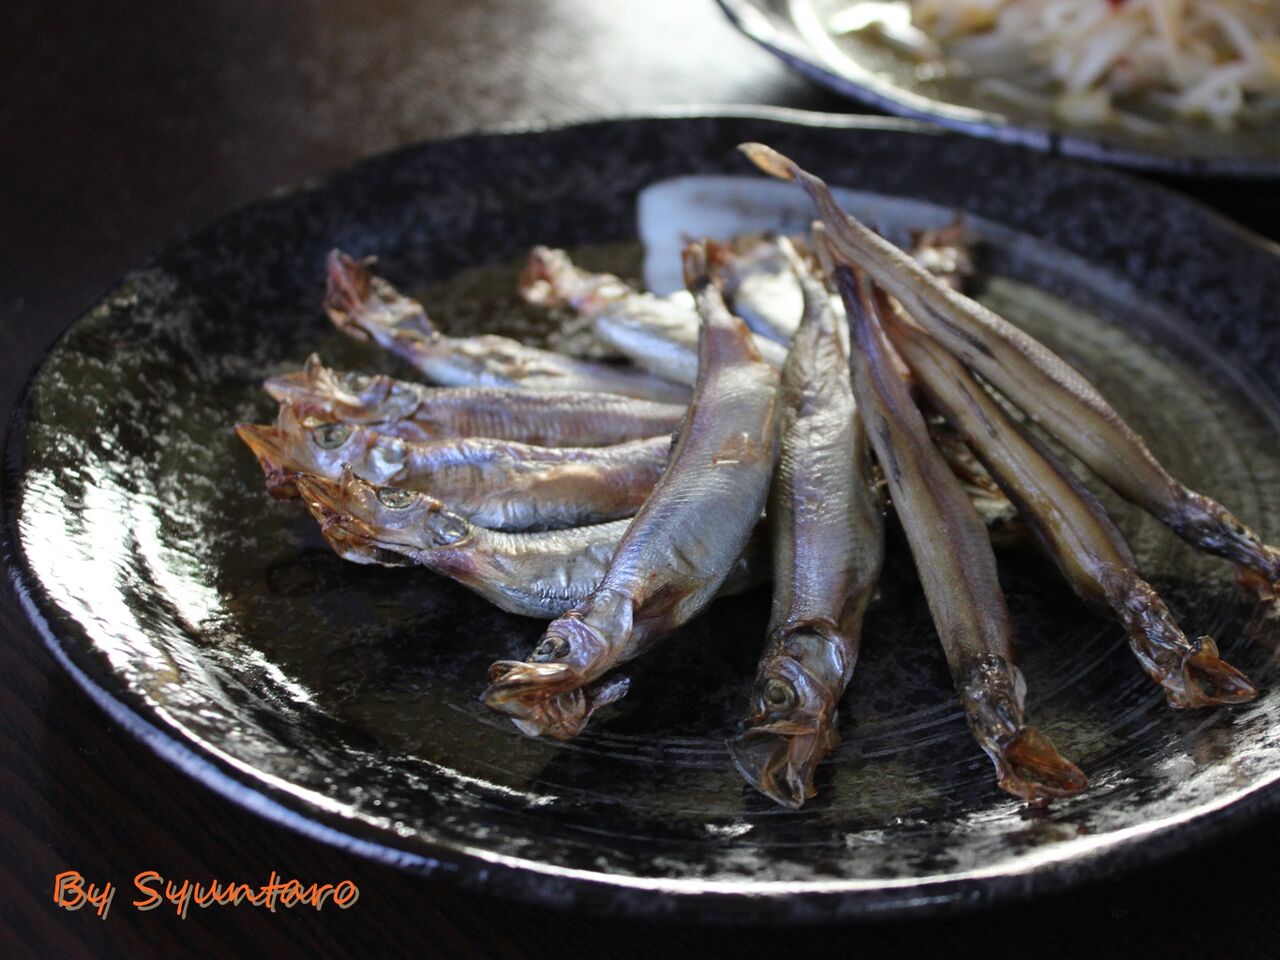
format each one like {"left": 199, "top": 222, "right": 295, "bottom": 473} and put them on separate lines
{"left": 1170, "top": 635, "right": 1258, "bottom": 708}
{"left": 237, "top": 404, "right": 391, "bottom": 496}
{"left": 518, "top": 246, "right": 630, "bottom": 314}
{"left": 235, "top": 418, "right": 303, "bottom": 499}
{"left": 264, "top": 354, "right": 422, "bottom": 423}
{"left": 960, "top": 656, "right": 1087, "bottom": 803}
{"left": 482, "top": 591, "right": 633, "bottom": 739}
{"left": 482, "top": 664, "right": 631, "bottom": 741}
{"left": 1178, "top": 499, "right": 1280, "bottom": 595}
{"left": 958, "top": 654, "right": 1027, "bottom": 752}
{"left": 726, "top": 630, "right": 845, "bottom": 808}
{"left": 325, "top": 249, "right": 436, "bottom": 346}
{"left": 295, "top": 468, "right": 472, "bottom": 563}
{"left": 517, "top": 246, "right": 574, "bottom": 308}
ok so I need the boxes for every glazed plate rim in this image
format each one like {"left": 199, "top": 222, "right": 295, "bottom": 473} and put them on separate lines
{"left": 6, "top": 108, "right": 1280, "bottom": 923}
{"left": 714, "top": 0, "right": 1280, "bottom": 178}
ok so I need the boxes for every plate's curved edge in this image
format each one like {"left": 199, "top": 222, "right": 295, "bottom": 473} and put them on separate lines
{"left": 712, "top": 0, "right": 1280, "bottom": 179}
{"left": 4, "top": 112, "right": 1280, "bottom": 923}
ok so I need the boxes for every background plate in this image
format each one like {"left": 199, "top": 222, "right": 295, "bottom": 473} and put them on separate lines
{"left": 715, "top": 0, "right": 1280, "bottom": 176}
{"left": 6, "top": 111, "right": 1280, "bottom": 922}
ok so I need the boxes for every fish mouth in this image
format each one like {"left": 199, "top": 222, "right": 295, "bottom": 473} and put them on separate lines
{"left": 235, "top": 423, "right": 302, "bottom": 498}
{"left": 482, "top": 661, "right": 629, "bottom": 740}
{"left": 324, "top": 250, "right": 374, "bottom": 341}
{"left": 1167, "top": 637, "right": 1258, "bottom": 709}
{"left": 294, "top": 473, "right": 350, "bottom": 518}
{"left": 517, "top": 246, "right": 568, "bottom": 308}
{"left": 727, "top": 720, "right": 837, "bottom": 810}
{"left": 294, "top": 473, "right": 413, "bottom": 566}
{"left": 1236, "top": 564, "right": 1279, "bottom": 602}
{"left": 992, "top": 727, "right": 1089, "bottom": 804}
{"left": 263, "top": 370, "right": 312, "bottom": 406}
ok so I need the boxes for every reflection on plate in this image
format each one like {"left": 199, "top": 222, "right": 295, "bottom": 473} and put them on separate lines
{"left": 716, "top": 0, "right": 1280, "bottom": 176}
{"left": 6, "top": 111, "right": 1280, "bottom": 922}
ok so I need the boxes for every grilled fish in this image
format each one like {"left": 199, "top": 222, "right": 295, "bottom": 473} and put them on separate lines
{"left": 482, "top": 242, "right": 782, "bottom": 739}
{"left": 326, "top": 250, "right": 690, "bottom": 403}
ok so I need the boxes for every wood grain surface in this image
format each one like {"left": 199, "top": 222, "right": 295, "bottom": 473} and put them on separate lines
{"left": 3, "top": 2, "right": 1279, "bottom": 957}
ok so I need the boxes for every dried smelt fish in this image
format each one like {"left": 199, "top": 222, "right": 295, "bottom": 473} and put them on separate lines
{"left": 236, "top": 404, "right": 669, "bottom": 531}
{"left": 909, "top": 220, "right": 975, "bottom": 292}
{"left": 728, "top": 244, "right": 884, "bottom": 809}
{"left": 742, "top": 143, "right": 1280, "bottom": 596}
{"left": 296, "top": 469, "right": 770, "bottom": 619}
{"left": 889, "top": 316, "right": 1257, "bottom": 708}
{"left": 718, "top": 233, "right": 804, "bottom": 345}
{"left": 482, "top": 242, "right": 782, "bottom": 739}
{"left": 265, "top": 354, "right": 685, "bottom": 447}
{"left": 520, "top": 246, "right": 788, "bottom": 384}
{"left": 927, "top": 415, "right": 1025, "bottom": 543}
{"left": 296, "top": 468, "right": 626, "bottom": 618}
{"left": 325, "top": 250, "right": 691, "bottom": 404}
{"left": 828, "top": 239, "right": 1086, "bottom": 803}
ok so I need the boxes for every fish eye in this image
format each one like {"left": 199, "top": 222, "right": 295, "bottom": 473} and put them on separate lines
{"left": 311, "top": 422, "right": 352, "bottom": 449}
{"left": 530, "top": 636, "right": 570, "bottom": 663}
{"left": 761, "top": 677, "right": 798, "bottom": 713}
{"left": 339, "top": 371, "right": 372, "bottom": 390}
{"left": 426, "top": 512, "right": 469, "bottom": 547}
{"left": 376, "top": 487, "right": 418, "bottom": 509}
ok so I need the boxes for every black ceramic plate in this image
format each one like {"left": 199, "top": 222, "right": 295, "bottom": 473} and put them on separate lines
{"left": 715, "top": 0, "right": 1280, "bottom": 176}
{"left": 6, "top": 110, "right": 1280, "bottom": 923}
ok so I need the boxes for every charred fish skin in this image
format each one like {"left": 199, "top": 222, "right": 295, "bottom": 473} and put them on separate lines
{"left": 728, "top": 243, "right": 885, "bottom": 810}
{"left": 520, "top": 246, "right": 789, "bottom": 384}
{"left": 482, "top": 241, "right": 782, "bottom": 740}
{"left": 888, "top": 316, "right": 1257, "bottom": 709}
{"left": 236, "top": 404, "right": 670, "bottom": 531}
{"left": 824, "top": 238, "right": 1086, "bottom": 803}
{"left": 264, "top": 355, "right": 686, "bottom": 447}
{"left": 325, "top": 250, "right": 691, "bottom": 404}
{"left": 295, "top": 468, "right": 629, "bottom": 618}
{"left": 741, "top": 143, "right": 1280, "bottom": 595}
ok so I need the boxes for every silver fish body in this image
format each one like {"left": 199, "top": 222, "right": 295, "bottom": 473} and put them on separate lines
{"left": 326, "top": 250, "right": 690, "bottom": 404}
{"left": 815, "top": 219, "right": 1087, "bottom": 804}
{"left": 728, "top": 245, "right": 885, "bottom": 809}
{"left": 483, "top": 241, "right": 782, "bottom": 739}
{"left": 295, "top": 469, "right": 626, "bottom": 617}
{"left": 264, "top": 355, "right": 686, "bottom": 447}
{"left": 720, "top": 233, "right": 804, "bottom": 344}
{"left": 889, "top": 317, "right": 1256, "bottom": 709}
{"left": 296, "top": 469, "right": 769, "bottom": 619}
{"left": 237, "top": 405, "right": 671, "bottom": 531}
{"left": 745, "top": 148, "right": 1280, "bottom": 595}
{"left": 520, "top": 246, "right": 789, "bottom": 384}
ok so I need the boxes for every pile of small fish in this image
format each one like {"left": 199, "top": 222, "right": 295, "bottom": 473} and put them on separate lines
{"left": 237, "top": 145, "right": 1280, "bottom": 809}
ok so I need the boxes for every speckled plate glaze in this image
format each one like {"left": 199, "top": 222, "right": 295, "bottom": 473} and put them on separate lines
{"left": 6, "top": 111, "right": 1280, "bottom": 922}
{"left": 716, "top": 0, "right": 1280, "bottom": 176}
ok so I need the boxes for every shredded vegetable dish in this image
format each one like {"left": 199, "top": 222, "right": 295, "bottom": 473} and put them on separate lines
{"left": 837, "top": 0, "right": 1280, "bottom": 130}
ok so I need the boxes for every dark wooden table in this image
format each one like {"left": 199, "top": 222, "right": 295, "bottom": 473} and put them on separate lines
{"left": 4, "top": 2, "right": 1279, "bottom": 956}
